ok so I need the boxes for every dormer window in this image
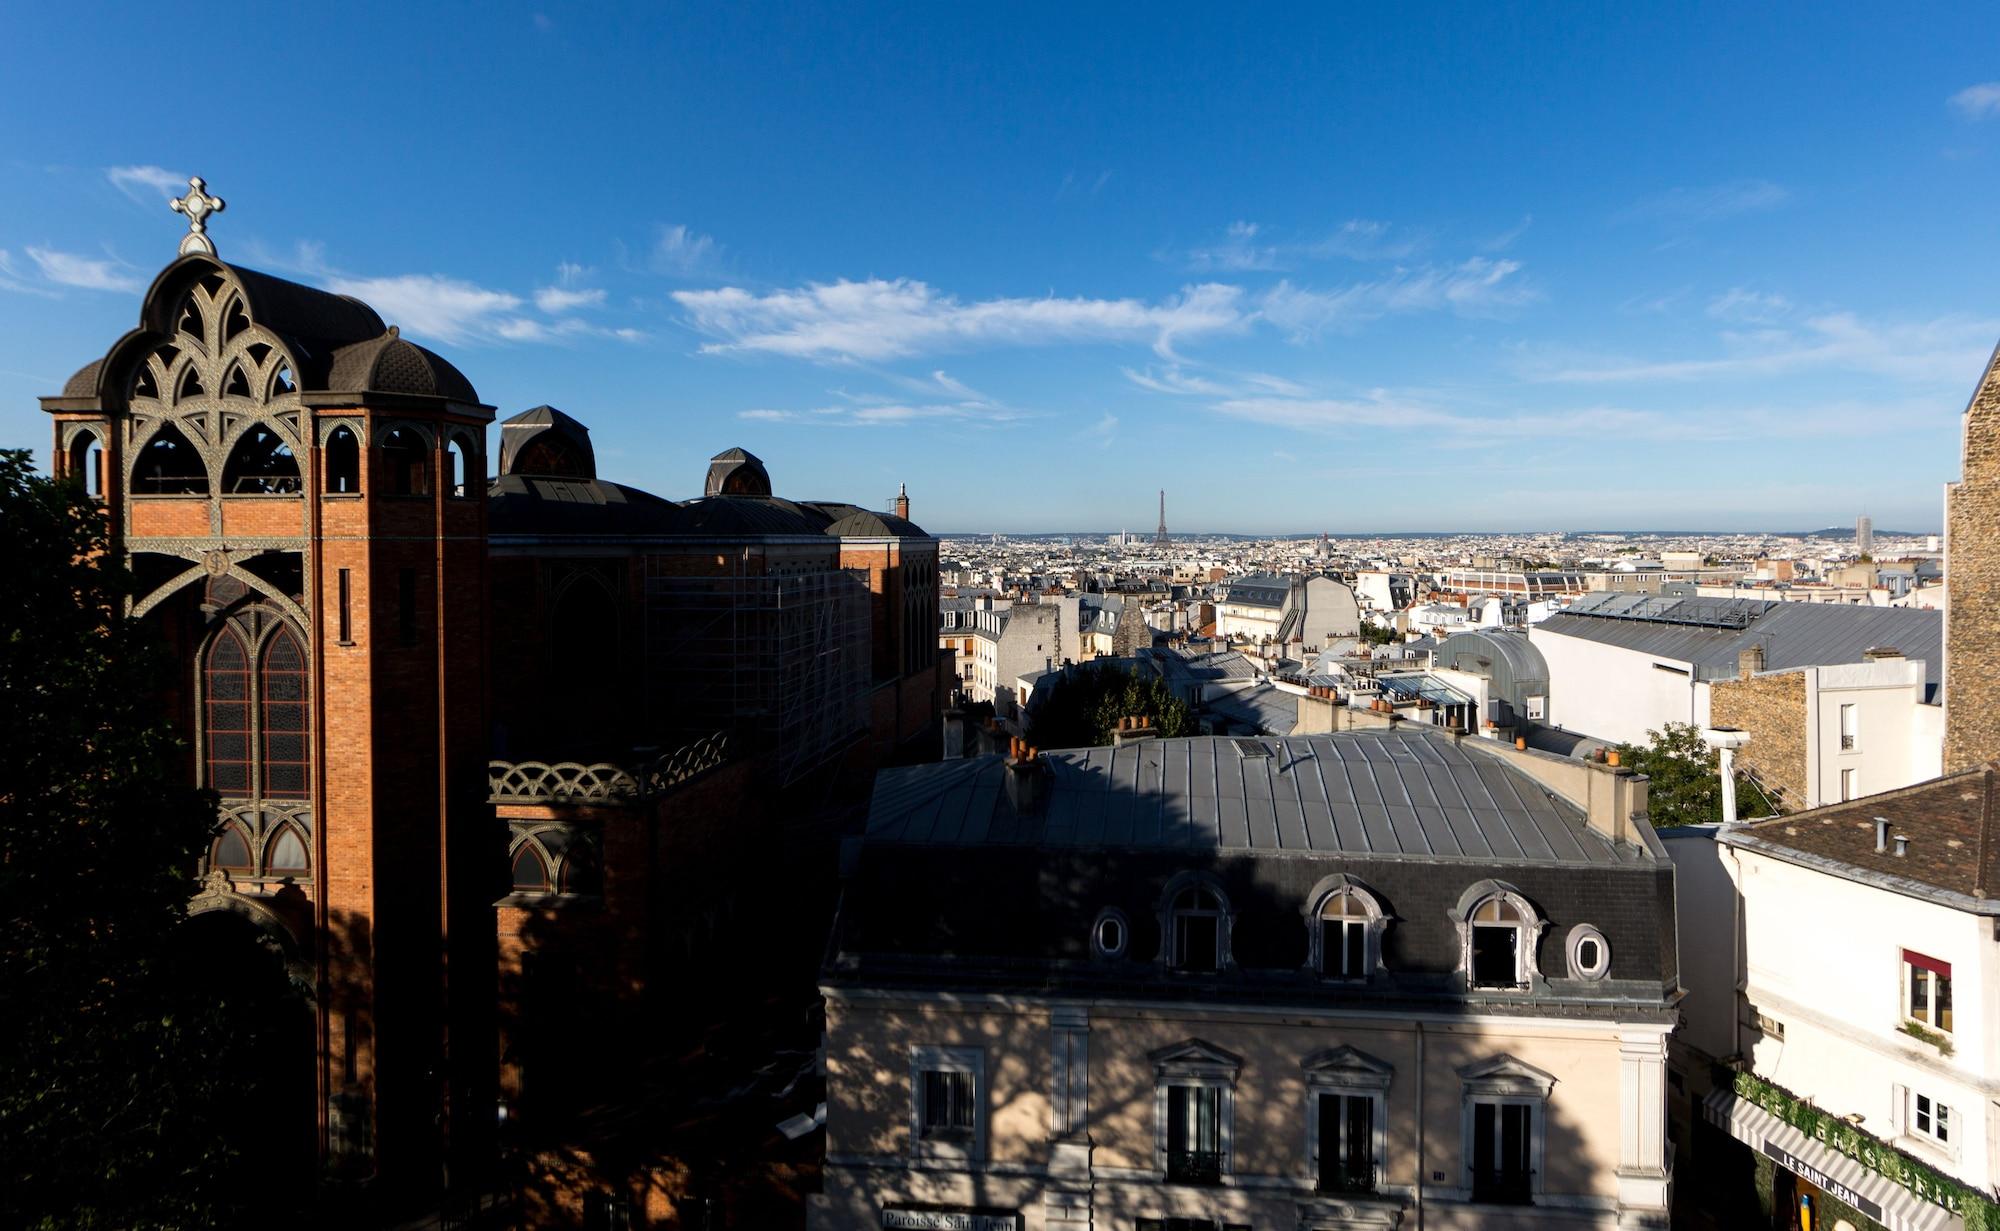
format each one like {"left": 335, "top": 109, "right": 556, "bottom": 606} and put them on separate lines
{"left": 1163, "top": 879, "right": 1231, "bottom": 973}
{"left": 1471, "top": 899, "right": 1526, "bottom": 988}
{"left": 1455, "top": 882, "right": 1542, "bottom": 991}
{"left": 1307, "top": 877, "right": 1384, "bottom": 981}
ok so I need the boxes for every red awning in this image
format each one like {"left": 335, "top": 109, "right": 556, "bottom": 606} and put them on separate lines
{"left": 1902, "top": 949, "right": 1951, "bottom": 979}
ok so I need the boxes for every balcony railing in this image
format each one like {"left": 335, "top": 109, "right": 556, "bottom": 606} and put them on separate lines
{"left": 1471, "top": 1168, "right": 1534, "bottom": 1205}
{"left": 1166, "top": 1149, "right": 1224, "bottom": 1186}
{"left": 1317, "top": 1160, "right": 1376, "bottom": 1194}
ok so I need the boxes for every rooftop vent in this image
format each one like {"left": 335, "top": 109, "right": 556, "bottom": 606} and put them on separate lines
{"left": 1232, "top": 738, "right": 1271, "bottom": 759}
{"left": 1893, "top": 835, "right": 1910, "bottom": 858}
{"left": 1875, "top": 817, "right": 1890, "bottom": 853}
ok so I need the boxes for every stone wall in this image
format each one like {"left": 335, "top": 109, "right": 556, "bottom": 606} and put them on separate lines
{"left": 1710, "top": 671, "right": 1809, "bottom": 809}
{"left": 1947, "top": 346, "right": 2000, "bottom": 772}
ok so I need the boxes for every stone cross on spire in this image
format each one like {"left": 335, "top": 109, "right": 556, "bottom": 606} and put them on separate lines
{"left": 168, "top": 176, "right": 226, "bottom": 257}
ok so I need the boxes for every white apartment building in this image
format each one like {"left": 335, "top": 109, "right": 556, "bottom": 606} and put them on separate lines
{"left": 1674, "top": 770, "right": 2000, "bottom": 1230}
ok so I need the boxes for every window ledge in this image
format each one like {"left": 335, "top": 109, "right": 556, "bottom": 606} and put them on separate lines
{"left": 321, "top": 493, "right": 364, "bottom": 500}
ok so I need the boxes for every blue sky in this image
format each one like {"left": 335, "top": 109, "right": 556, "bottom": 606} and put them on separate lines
{"left": 3, "top": 3, "right": 1999, "bottom": 532}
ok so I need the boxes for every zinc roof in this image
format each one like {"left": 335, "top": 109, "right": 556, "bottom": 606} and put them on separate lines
{"left": 867, "top": 729, "right": 1650, "bottom": 865}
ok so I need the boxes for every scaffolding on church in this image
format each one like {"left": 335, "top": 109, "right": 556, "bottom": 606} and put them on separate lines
{"left": 642, "top": 561, "right": 871, "bottom": 786}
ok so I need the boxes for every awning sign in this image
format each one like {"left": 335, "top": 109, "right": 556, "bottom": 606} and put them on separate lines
{"left": 1764, "top": 1138, "right": 1886, "bottom": 1222}
{"left": 882, "top": 1210, "right": 1021, "bottom": 1231}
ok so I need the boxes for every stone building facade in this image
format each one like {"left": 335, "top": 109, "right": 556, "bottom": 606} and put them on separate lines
{"left": 1945, "top": 342, "right": 2000, "bottom": 773}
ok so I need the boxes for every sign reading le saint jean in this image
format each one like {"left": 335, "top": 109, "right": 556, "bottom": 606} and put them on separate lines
{"left": 882, "top": 1210, "right": 1020, "bottom": 1231}
{"left": 1761, "top": 1139, "right": 1886, "bottom": 1222}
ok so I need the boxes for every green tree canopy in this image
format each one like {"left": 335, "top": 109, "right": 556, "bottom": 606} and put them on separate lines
{"left": 0, "top": 450, "right": 303, "bottom": 1228}
{"left": 1027, "top": 663, "right": 1195, "bottom": 750}
{"left": 1613, "top": 721, "right": 1780, "bottom": 828}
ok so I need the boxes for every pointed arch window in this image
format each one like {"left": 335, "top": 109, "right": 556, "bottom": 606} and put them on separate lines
{"left": 260, "top": 627, "right": 309, "bottom": 799}
{"left": 222, "top": 426, "right": 302, "bottom": 494}
{"left": 212, "top": 824, "right": 254, "bottom": 872}
{"left": 511, "top": 844, "right": 550, "bottom": 893}
{"left": 65, "top": 431, "right": 105, "bottom": 499}
{"left": 134, "top": 424, "right": 209, "bottom": 495}
{"left": 204, "top": 629, "right": 252, "bottom": 795}
{"left": 267, "top": 826, "right": 310, "bottom": 876}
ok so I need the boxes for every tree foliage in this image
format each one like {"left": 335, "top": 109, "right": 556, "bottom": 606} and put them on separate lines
{"left": 1613, "top": 721, "right": 1780, "bottom": 828}
{"left": 0, "top": 451, "right": 303, "bottom": 1228}
{"left": 1027, "top": 663, "right": 1195, "bottom": 750}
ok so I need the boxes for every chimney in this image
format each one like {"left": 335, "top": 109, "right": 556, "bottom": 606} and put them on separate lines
{"left": 893, "top": 482, "right": 909, "bottom": 520}
{"left": 1738, "top": 644, "right": 1766, "bottom": 680}
{"left": 1875, "top": 817, "right": 1890, "bottom": 852}
{"left": 1003, "top": 741, "right": 1047, "bottom": 813}
{"left": 1893, "top": 835, "right": 1909, "bottom": 858}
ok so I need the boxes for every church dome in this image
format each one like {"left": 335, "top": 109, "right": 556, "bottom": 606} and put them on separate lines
{"left": 326, "top": 328, "right": 480, "bottom": 404}
{"left": 497, "top": 405, "right": 597, "bottom": 479}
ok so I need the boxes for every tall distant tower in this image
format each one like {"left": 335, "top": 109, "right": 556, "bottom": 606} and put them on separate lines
{"left": 1946, "top": 342, "right": 2000, "bottom": 771}
{"left": 1155, "top": 489, "right": 1170, "bottom": 546}
{"left": 1856, "top": 514, "right": 1873, "bottom": 556}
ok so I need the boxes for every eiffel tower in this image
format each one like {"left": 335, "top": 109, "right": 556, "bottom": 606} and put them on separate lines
{"left": 1154, "top": 489, "right": 1170, "bottom": 546}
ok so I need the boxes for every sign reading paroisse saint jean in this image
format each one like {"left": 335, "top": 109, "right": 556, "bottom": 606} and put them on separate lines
{"left": 1761, "top": 1139, "right": 1886, "bottom": 1222}
{"left": 881, "top": 1210, "right": 1021, "bottom": 1231}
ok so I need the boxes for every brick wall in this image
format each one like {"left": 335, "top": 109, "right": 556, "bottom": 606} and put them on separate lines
{"left": 1709, "top": 671, "right": 1809, "bottom": 809}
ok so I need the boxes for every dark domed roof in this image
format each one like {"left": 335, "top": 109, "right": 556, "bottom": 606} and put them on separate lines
{"left": 498, "top": 405, "right": 597, "bottom": 479}
{"left": 326, "top": 329, "right": 480, "bottom": 404}
{"left": 62, "top": 359, "right": 103, "bottom": 399}
{"left": 675, "top": 495, "right": 829, "bottom": 536}
{"left": 488, "top": 474, "right": 684, "bottom": 536}
{"left": 825, "top": 509, "right": 926, "bottom": 538}
{"left": 705, "top": 447, "right": 772, "bottom": 497}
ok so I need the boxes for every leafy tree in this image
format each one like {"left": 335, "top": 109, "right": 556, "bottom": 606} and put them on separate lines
{"left": 1358, "top": 622, "right": 1400, "bottom": 647}
{"left": 1028, "top": 663, "right": 1195, "bottom": 750}
{"left": 1613, "top": 721, "right": 1780, "bottom": 828}
{"left": 0, "top": 451, "right": 302, "bottom": 1229}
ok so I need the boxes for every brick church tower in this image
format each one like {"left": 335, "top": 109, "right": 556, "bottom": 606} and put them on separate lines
{"left": 1945, "top": 341, "right": 2000, "bottom": 772}
{"left": 40, "top": 181, "right": 494, "bottom": 1195}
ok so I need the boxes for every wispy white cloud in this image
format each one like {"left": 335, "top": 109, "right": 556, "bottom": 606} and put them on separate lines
{"left": 25, "top": 246, "right": 141, "bottom": 293}
{"left": 1259, "top": 258, "right": 1534, "bottom": 338}
{"left": 1481, "top": 215, "right": 1534, "bottom": 252}
{"left": 322, "top": 270, "right": 644, "bottom": 345}
{"left": 1536, "top": 311, "right": 2000, "bottom": 384}
{"left": 1180, "top": 218, "right": 1422, "bottom": 272}
{"left": 1121, "top": 364, "right": 1235, "bottom": 396}
{"left": 1707, "top": 288, "right": 1791, "bottom": 325}
{"left": 534, "top": 262, "right": 606, "bottom": 313}
{"left": 652, "top": 223, "right": 720, "bottom": 276}
{"left": 736, "top": 370, "right": 1030, "bottom": 428}
{"left": 0, "top": 249, "right": 56, "bottom": 296}
{"left": 1617, "top": 180, "right": 1790, "bottom": 225}
{"left": 105, "top": 164, "right": 187, "bottom": 205}
{"left": 677, "top": 277, "right": 1249, "bottom": 362}
{"left": 1085, "top": 411, "right": 1119, "bottom": 447}
{"left": 1950, "top": 82, "right": 2000, "bottom": 119}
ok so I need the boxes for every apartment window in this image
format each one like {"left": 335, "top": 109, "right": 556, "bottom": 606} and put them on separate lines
{"left": 1151, "top": 1040, "right": 1240, "bottom": 1187}
{"left": 909, "top": 1046, "right": 984, "bottom": 1160}
{"left": 1840, "top": 703, "right": 1858, "bottom": 751}
{"left": 1308, "top": 878, "right": 1382, "bottom": 980}
{"left": 1091, "top": 908, "right": 1130, "bottom": 959}
{"left": 337, "top": 568, "right": 353, "bottom": 644}
{"left": 1166, "top": 1085, "right": 1224, "bottom": 1185}
{"left": 1303, "top": 1046, "right": 1391, "bottom": 1196}
{"left": 1459, "top": 1055, "right": 1553, "bottom": 1206}
{"left": 1911, "top": 1091, "right": 1951, "bottom": 1145}
{"left": 1566, "top": 924, "right": 1611, "bottom": 981}
{"left": 1841, "top": 767, "right": 1857, "bottom": 802}
{"left": 1903, "top": 951, "right": 1953, "bottom": 1033}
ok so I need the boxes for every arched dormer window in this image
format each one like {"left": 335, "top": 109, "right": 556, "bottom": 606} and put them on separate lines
{"left": 222, "top": 425, "right": 302, "bottom": 494}
{"left": 134, "top": 423, "right": 209, "bottom": 495}
{"left": 324, "top": 426, "right": 360, "bottom": 494}
{"left": 511, "top": 843, "right": 550, "bottom": 894}
{"left": 1454, "top": 882, "right": 1542, "bottom": 991}
{"left": 1159, "top": 875, "right": 1231, "bottom": 973}
{"left": 380, "top": 426, "right": 430, "bottom": 497}
{"left": 1306, "top": 876, "right": 1385, "bottom": 981}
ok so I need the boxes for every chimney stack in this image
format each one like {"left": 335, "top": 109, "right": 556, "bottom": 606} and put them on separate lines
{"left": 893, "top": 482, "right": 909, "bottom": 520}
{"left": 1738, "top": 644, "right": 1766, "bottom": 680}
